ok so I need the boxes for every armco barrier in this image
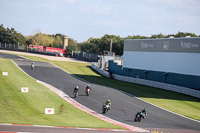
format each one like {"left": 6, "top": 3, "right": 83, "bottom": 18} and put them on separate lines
{"left": 91, "top": 63, "right": 200, "bottom": 98}
{"left": 91, "top": 62, "right": 110, "bottom": 78}
{"left": 113, "top": 74, "right": 200, "bottom": 98}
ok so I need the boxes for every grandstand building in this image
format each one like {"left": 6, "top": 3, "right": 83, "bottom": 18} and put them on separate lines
{"left": 109, "top": 37, "right": 200, "bottom": 90}
{"left": 123, "top": 37, "right": 200, "bottom": 76}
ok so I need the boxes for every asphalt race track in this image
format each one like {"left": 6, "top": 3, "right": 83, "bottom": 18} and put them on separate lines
{"left": 1, "top": 53, "right": 200, "bottom": 133}
{"left": 0, "top": 124, "right": 126, "bottom": 133}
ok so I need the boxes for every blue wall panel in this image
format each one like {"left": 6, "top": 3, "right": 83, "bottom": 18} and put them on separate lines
{"left": 108, "top": 60, "right": 200, "bottom": 90}
{"left": 168, "top": 73, "right": 200, "bottom": 91}
{"left": 129, "top": 69, "right": 146, "bottom": 79}
{"left": 148, "top": 70, "right": 166, "bottom": 83}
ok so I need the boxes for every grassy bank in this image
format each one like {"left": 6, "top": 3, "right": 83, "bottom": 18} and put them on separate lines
{"left": 0, "top": 58, "right": 123, "bottom": 129}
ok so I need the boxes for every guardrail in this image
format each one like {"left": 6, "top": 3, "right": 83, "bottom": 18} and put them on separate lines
{"left": 91, "top": 62, "right": 110, "bottom": 78}
{"left": 91, "top": 63, "right": 200, "bottom": 98}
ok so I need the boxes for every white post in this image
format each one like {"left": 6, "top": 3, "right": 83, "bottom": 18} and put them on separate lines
{"left": 110, "top": 39, "right": 113, "bottom": 53}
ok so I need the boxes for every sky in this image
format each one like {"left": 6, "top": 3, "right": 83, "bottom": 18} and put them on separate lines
{"left": 0, "top": 0, "right": 200, "bottom": 42}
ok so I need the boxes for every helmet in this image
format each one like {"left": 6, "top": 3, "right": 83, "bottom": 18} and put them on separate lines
{"left": 143, "top": 108, "right": 146, "bottom": 112}
{"left": 87, "top": 85, "right": 90, "bottom": 87}
{"left": 76, "top": 86, "right": 79, "bottom": 89}
{"left": 107, "top": 100, "right": 110, "bottom": 102}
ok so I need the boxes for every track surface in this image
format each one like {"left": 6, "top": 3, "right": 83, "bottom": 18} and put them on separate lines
{"left": 0, "top": 124, "right": 126, "bottom": 133}
{"left": 0, "top": 53, "right": 200, "bottom": 133}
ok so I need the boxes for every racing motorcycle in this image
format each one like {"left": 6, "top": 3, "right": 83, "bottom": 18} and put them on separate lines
{"left": 134, "top": 111, "right": 147, "bottom": 122}
{"left": 102, "top": 104, "right": 110, "bottom": 114}
{"left": 73, "top": 89, "right": 79, "bottom": 98}
{"left": 31, "top": 63, "right": 34, "bottom": 69}
{"left": 85, "top": 88, "right": 91, "bottom": 96}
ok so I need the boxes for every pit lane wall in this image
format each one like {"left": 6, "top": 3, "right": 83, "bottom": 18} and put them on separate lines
{"left": 91, "top": 62, "right": 200, "bottom": 98}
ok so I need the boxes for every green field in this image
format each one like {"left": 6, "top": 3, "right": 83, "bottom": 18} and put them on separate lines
{"left": 19, "top": 54, "right": 200, "bottom": 121}
{"left": 0, "top": 58, "right": 123, "bottom": 129}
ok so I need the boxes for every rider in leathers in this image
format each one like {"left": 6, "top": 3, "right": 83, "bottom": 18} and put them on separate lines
{"left": 85, "top": 85, "right": 91, "bottom": 92}
{"left": 105, "top": 100, "right": 111, "bottom": 110}
{"left": 73, "top": 86, "right": 79, "bottom": 95}
{"left": 140, "top": 108, "right": 147, "bottom": 119}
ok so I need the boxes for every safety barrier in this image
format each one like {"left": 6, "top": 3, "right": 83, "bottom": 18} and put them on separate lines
{"left": 91, "top": 62, "right": 110, "bottom": 78}
{"left": 113, "top": 74, "right": 200, "bottom": 98}
{"left": 91, "top": 62, "right": 200, "bottom": 98}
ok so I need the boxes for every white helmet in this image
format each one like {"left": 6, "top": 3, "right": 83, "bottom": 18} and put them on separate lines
{"left": 76, "top": 86, "right": 79, "bottom": 89}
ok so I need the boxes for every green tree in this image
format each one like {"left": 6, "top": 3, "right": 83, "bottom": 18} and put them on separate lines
{"left": 125, "top": 35, "right": 148, "bottom": 39}
{"left": 25, "top": 35, "right": 33, "bottom": 45}
{"left": 65, "top": 38, "right": 79, "bottom": 55}
{"left": 174, "top": 32, "right": 198, "bottom": 38}
{"left": 31, "top": 33, "right": 54, "bottom": 46}
{"left": 53, "top": 35, "right": 62, "bottom": 48}
{"left": 0, "top": 24, "right": 8, "bottom": 43}
{"left": 98, "top": 34, "right": 123, "bottom": 55}
{"left": 0, "top": 25, "right": 26, "bottom": 46}
{"left": 150, "top": 33, "right": 166, "bottom": 38}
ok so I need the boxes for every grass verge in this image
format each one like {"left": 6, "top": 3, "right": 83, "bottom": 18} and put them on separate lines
{"left": 0, "top": 58, "right": 123, "bottom": 129}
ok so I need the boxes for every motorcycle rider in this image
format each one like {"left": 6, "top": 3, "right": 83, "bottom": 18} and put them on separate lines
{"left": 31, "top": 62, "right": 34, "bottom": 69}
{"left": 134, "top": 108, "right": 147, "bottom": 122}
{"left": 140, "top": 108, "right": 147, "bottom": 119}
{"left": 73, "top": 86, "right": 79, "bottom": 95}
{"left": 105, "top": 100, "right": 111, "bottom": 110}
{"left": 85, "top": 85, "right": 91, "bottom": 92}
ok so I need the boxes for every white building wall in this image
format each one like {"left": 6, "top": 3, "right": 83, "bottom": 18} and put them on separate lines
{"left": 123, "top": 51, "right": 200, "bottom": 76}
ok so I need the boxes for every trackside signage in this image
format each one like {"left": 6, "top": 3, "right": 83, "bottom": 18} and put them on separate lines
{"left": 21, "top": 87, "right": 29, "bottom": 92}
{"left": 45, "top": 108, "right": 54, "bottom": 114}
{"left": 124, "top": 37, "right": 200, "bottom": 53}
{"left": 2, "top": 72, "right": 8, "bottom": 76}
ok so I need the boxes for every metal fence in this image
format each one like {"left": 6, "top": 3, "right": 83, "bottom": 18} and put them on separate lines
{"left": 0, "top": 42, "right": 63, "bottom": 56}
{"left": 71, "top": 50, "right": 98, "bottom": 62}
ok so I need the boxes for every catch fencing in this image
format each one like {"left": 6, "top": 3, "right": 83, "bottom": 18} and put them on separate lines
{"left": 71, "top": 51, "right": 98, "bottom": 62}
{"left": 0, "top": 42, "right": 63, "bottom": 56}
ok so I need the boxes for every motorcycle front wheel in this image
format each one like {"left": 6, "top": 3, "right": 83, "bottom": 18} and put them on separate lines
{"left": 102, "top": 108, "right": 107, "bottom": 114}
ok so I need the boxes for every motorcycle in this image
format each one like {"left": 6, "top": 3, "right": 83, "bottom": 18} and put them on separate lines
{"left": 102, "top": 104, "right": 110, "bottom": 114}
{"left": 73, "top": 89, "right": 79, "bottom": 98}
{"left": 85, "top": 88, "right": 91, "bottom": 96}
{"left": 134, "top": 111, "right": 147, "bottom": 122}
{"left": 31, "top": 64, "right": 34, "bottom": 69}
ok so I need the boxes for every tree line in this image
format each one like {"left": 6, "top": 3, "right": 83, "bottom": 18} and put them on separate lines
{"left": 0, "top": 24, "right": 198, "bottom": 56}
{"left": 0, "top": 24, "right": 26, "bottom": 46}
{"left": 79, "top": 32, "right": 198, "bottom": 55}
